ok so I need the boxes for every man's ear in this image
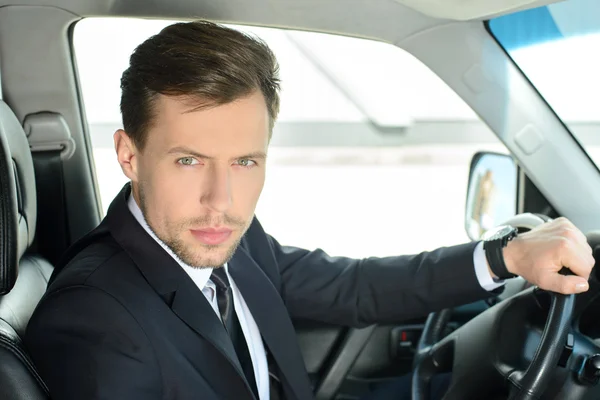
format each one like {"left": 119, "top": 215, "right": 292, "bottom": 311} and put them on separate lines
{"left": 114, "top": 129, "right": 139, "bottom": 182}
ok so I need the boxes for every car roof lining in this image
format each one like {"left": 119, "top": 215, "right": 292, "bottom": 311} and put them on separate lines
{"left": 0, "top": 0, "right": 565, "bottom": 39}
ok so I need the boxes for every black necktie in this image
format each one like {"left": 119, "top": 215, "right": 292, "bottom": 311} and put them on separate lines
{"left": 210, "top": 268, "right": 259, "bottom": 398}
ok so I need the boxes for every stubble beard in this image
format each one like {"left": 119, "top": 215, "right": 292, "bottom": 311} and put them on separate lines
{"left": 137, "top": 182, "right": 249, "bottom": 269}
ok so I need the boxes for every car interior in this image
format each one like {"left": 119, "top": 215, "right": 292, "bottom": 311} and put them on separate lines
{"left": 1, "top": 0, "right": 600, "bottom": 399}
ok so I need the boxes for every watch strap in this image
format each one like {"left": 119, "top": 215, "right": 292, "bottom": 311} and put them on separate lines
{"left": 484, "top": 237, "right": 517, "bottom": 280}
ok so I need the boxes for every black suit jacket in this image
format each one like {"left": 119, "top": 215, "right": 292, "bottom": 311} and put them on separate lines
{"left": 25, "top": 184, "right": 497, "bottom": 400}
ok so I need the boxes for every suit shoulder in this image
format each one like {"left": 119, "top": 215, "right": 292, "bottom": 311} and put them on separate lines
{"left": 48, "top": 234, "right": 134, "bottom": 293}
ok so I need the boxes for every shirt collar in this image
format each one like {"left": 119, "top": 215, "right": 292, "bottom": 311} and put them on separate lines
{"left": 127, "top": 192, "right": 222, "bottom": 289}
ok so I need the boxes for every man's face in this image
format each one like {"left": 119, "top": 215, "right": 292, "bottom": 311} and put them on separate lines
{"left": 116, "top": 91, "right": 269, "bottom": 268}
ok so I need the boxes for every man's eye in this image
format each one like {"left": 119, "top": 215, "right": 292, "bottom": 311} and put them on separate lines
{"left": 236, "top": 159, "right": 256, "bottom": 168}
{"left": 178, "top": 157, "right": 199, "bottom": 166}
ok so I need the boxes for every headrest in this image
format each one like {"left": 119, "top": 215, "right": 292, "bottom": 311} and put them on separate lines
{"left": 0, "top": 101, "right": 37, "bottom": 294}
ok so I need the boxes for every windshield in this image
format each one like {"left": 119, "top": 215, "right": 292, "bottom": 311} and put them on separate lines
{"left": 488, "top": 0, "right": 600, "bottom": 163}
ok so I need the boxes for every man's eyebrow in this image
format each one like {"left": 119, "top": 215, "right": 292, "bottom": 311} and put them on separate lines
{"left": 166, "top": 147, "right": 267, "bottom": 161}
{"left": 238, "top": 151, "right": 267, "bottom": 160}
{"left": 167, "top": 146, "right": 213, "bottom": 159}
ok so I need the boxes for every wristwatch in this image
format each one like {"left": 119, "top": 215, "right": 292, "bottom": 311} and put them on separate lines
{"left": 482, "top": 225, "right": 518, "bottom": 280}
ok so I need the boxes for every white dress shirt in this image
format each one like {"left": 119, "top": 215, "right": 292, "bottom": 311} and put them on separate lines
{"left": 473, "top": 241, "right": 505, "bottom": 291}
{"left": 127, "top": 194, "right": 502, "bottom": 400}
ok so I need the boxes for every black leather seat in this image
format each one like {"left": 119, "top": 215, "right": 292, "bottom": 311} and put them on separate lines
{"left": 0, "top": 100, "right": 52, "bottom": 399}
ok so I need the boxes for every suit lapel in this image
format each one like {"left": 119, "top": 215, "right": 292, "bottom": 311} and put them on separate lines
{"left": 104, "top": 184, "right": 255, "bottom": 399}
{"left": 169, "top": 275, "right": 244, "bottom": 374}
{"left": 229, "top": 247, "right": 314, "bottom": 400}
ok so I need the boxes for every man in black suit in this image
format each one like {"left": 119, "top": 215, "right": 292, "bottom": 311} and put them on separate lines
{"left": 25, "top": 20, "right": 594, "bottom": 400}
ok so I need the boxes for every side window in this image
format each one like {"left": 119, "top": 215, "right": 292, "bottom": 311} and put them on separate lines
{"left": 73, "top": 18, "right": 508, "bottom": 257}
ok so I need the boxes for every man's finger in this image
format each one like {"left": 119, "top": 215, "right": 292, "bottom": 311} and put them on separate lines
{"left": 551, "top": 217, "right": 588, "bottom": 249}
{"left": 570, "top": 230, "right": 594, "bottom": 258}
{"left": 568, "top": 242, "right": 595, "bottom": 274}
{"left": 560, "top": 240, "right": 594, "bottom": 280}
{"left": 564, "top": 225, "right": 588, "bottom": 248}
{"left": 541, "top": 273, "right": 589, "bottom": 295}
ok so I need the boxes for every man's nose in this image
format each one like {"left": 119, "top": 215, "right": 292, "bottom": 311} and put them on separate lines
{"left": 200, "top": 165, "right": 232, "bottom": 213}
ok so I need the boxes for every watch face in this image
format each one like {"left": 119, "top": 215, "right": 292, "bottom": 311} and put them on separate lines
{"left": 482, "top": 225, "right": 516, "bottom": 241}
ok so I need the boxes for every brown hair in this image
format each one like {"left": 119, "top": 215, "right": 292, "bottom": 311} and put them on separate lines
{"left": 119, "top": 20, "right": 281, "bottom": 150}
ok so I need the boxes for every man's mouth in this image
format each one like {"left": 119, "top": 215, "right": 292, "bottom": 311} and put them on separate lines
{"left": 189, "top": 228, "right": 233, "bottom": 245}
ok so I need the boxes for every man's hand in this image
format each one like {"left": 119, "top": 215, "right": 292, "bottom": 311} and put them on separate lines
{"left": 502, "top": 217, "right": 595, "bottom": 294}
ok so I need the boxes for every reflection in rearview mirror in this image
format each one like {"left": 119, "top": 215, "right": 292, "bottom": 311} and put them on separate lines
{"left": 465, "top": 152, "right": 518, "bottom": 241}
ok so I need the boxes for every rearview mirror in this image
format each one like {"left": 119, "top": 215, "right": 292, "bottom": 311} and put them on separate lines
{"left": 465, "top": 152, "right": 518, "bottom": 241}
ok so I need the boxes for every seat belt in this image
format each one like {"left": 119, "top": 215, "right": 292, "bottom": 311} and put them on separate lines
{"left": 24, "top": 112, "right": 76, "bottom": 266}
{"left": 31, "top": 150, "right": 70, "bottom": 265}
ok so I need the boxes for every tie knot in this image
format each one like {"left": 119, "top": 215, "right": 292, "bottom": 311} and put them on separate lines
{"left": 210, "top": 267, "right": 230, "bottom": 291}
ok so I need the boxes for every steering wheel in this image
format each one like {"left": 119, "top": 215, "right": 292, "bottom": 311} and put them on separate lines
{"left": 411, "top": 213, "right": 576, "bottom": 400}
